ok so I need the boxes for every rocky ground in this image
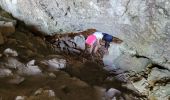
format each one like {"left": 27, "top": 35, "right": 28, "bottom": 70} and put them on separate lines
{"left": 0, "top": 8, "right": 169, "bottom": 100}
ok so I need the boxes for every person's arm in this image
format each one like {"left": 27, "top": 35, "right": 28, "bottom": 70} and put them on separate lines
{"left": 94, "top": 39, "right": 101, "bottom": 53}
{"left": 89, "top": 45, "right": 93, "bottom": 54}
{"left": 97, "top": 39, "right": 100, "bottom": 45}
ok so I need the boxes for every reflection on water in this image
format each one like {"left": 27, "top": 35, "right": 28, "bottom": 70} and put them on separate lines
{"left": 0, "top": 61, "right": 144, "bottom": 100}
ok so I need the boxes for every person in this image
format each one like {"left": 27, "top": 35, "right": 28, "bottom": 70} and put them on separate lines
{"left": 102, "top": 33, "right": 123, "bottom": 51}
{"left": 85, "top": 31, "right": 103, "bottom": 54}
{"left": 85, "top": 31, "right": 123, "bottom": 54}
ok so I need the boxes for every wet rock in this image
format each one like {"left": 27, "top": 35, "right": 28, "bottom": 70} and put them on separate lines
{"left": 15, "top": 96, "right": 26, "bottom": 100}
{"left": 44, "top": 90, "right": 55, "bottom": 97}
{"left": 149, "top": 84, "right": 170, "bottom": 100}
{"left": 0, "top": 32, "right": 4, "bottom": 45}
{"left": 105, "top": 88, "right": 122, "bottom": 100}
{"left": 34, "top": 88, "right": 43, "bottom": 95}
{"left": 27, "top": 60, "right": 35, "bottom": 66}
{"left": 0, "top": 68, "right": 13, "bottom": 77}
{"left": 8, "top": 75, "right": 25, "bottom": 84}
{"left": 0, "top": 21, "right": 15, "bottom": 35}
{"left": 5, "top": 57, "right": 24, "bottom": 69}
{"left": 3, "top": 48, "right": 18, "bottom": 57}
{"left": 113, "top": 54, "right": 151, "bottom": 73}
{"left": 17, "top": 60, "right": 42, "bottom": 75}
{"left": 48, "top": 72, "right": 56, "bottom": 78}
{"left": 43, "top": 58, "right": 66, "bottom": 71}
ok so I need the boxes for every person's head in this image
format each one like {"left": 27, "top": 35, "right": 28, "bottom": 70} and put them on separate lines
{"left": 112, "top": 37, "right": 123, "bottom": 44}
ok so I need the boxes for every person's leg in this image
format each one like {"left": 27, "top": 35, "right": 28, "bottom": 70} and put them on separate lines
{"left": 94, "top": 43, "right": 101, "bottom": 54}
{"left": 89, "top": 45, "right": 94, "bottom": 54}
{"left": 104, "top": 41, "right": 110, "bottom": 54}
{"left": 93, "top": 39, "right": 101, "bottom": 54}
{"left": 105, "top": 41, "right": 110, "bottom": 50}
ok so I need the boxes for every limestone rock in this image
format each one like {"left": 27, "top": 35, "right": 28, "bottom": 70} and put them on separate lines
{"left": 42, "top": 58, "right": 66, "bottom": 71}
{"left": 105, "top": 88, "right": 122, "bottom": 100}
{"left": 132, "top": 78, "right": 149, "bottom": 95}
{"left": 0, "top": 68, "right": 13, "bottom": 77}
{"left": 17, "top": 60, "right": 42, "bottom": 75}
{"left": 73, "top": 35, "right": 85, "bottom": 50}
{"left": 48, "top": 72, "right": 56, "bottom": 78}
{"left": 108, "top": 53, "right": 151, "bottom": 73}
{"left": 103, "top": 43, "right": 122, "bottom": 70}
{"left": 44, "top": 90, "right": 55, "bottom": 97}
{"left": 3, "top": 48, "right": 18, "bottom": 57}
{"left": 32, "top": 88, "right": 59, "bottom": 100}
{"left": 148, "top": 67, "right": 170, "bottom": 83}
{"left": 15, "top": 96, "right": 26, "bottom": 100}
{"left": 114, "top": 73, "right": 129, "bottom": 83}
{"left": 5, "top": 57, "right": 24, "bottom": 69}
{"left": 149, "top": 84, "right": 170, "bottom": 100}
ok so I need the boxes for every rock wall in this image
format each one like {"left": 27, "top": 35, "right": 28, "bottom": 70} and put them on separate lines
{"left": 0, "top": 0, "right": 170, "bottom": 69}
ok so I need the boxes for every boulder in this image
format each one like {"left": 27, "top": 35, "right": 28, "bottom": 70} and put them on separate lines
{"left": 17, "top": 60, "right": 42, "bottom": 75}
{"left": 15, "top": 96, "right": 26, "bottom": 100}
{"left": 42, "top": 58, "right": 66, "bottom": 71}
{"left": 3, "top": 48, "right": 18, "bottom": 57}
{"left": 0, "top": 68, "right": 13, "bottom": 77}
{"left": 33, "top": 88, "right": 59, "bottom": 100}
{"left": 103, "top": 43, "right": 123, "bottom": 68}
{"left": 105, "top": 88, "right": 121, "bottom": 100}
{"left": 48, "top": 72, "right": 56, "bottom": 78}
{"left": 0, "top": 21, "right": 15, "bottom": 35}
{"left": 4, "top": 57, "right": 24, "bottom": 69}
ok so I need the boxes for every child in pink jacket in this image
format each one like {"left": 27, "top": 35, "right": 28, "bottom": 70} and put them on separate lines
{"left": 85, "top": 32, "right": 103, "bottom": 54}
